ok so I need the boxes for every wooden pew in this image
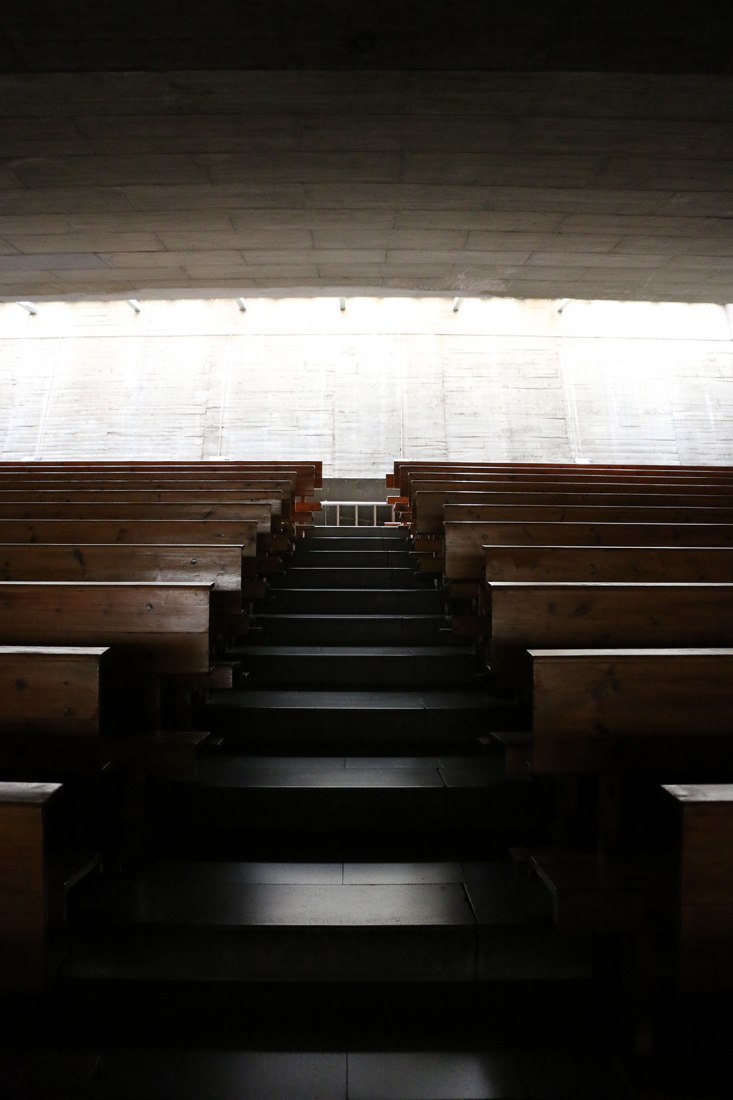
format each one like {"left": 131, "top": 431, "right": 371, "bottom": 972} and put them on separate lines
{"left": 413, "top": 486, "right": 733, "bottom": 535}
{"left": 0, "top": 645, "right": 207, "bottom": 779}
{"left": 487, "top": 582, "right": 733, "bottom": 687}
{"left": 0, "top": 782, "right": 61, "bottom": 990}
{"left": 663, "top": 784, "right": 733, "bottom": 991}
{"left": 0, "top": 460, "right": 323, "bottom": 496}
{"left": 0, "top": 581, "right": 212, "bottom": 730}
{"left": 528, "top": 648, "right": 733, "bottom": 776}
{"left": 445, "top": 521, "right": 733, "bottom": 583}
{"left": 0, "top": 500, "right": 277, "bottom": 532}
{"left": 395, "top": 461, "right": 733, "bottom": 495}
{"left": 484, "top": 544, "right": 733, "bottom": 583}
{"left": 0, "top": 543, "right": 245, "bottom": 623}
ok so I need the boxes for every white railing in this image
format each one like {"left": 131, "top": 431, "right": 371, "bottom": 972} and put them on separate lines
{"left": 320, "top": 500, "right": 396, "bottom": 527}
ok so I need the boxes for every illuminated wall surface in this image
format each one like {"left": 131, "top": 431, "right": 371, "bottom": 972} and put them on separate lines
{"left": 1, "top": 296, "right": 732, "bottom": 475}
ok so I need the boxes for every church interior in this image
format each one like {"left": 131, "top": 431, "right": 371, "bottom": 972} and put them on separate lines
{"left": 1, "top": 4, "right": 733, "bottom": 1098}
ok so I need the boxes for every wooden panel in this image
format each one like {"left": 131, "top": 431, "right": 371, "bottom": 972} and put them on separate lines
{"left": 444, "top": 503, "right": 733, "bottom": 525}
{"left": 0, "top": 501, "right": 276, "bottom": 528}
{"left": 0, "top": 543, "right": 244, "bottom": 592}
{"left": 0, "top": 519, "right": 258, "bottom": 554}
{"left": 0, "top": 783, "right": 60, "bottom": 990}
{"left": 413, "top": 486, "right": 733, "bottom": 534}
{"left": 664, "top": 786, "right": 733, "bottom": 990}
{"left": 0, "top": 646, "right": 106, "bottom": 736}
{"left": 485, "top": 545, "right": 733, "bottom": 583}
{"left": 445, "top": 521, "right": 733, "bottom": 580}
{"left": 529, "top": 649, "right": 733, "bottom": 773}
{"left": 0, "top": 582, "right": 211, "bottom": 674}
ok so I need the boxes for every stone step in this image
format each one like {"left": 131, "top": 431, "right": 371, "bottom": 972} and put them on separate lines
{"left": 306, "top": 525, "right": 406, "bottom": 540}
{"left": 293, "top": 549, "right": 413, "bottom": 568}
{"left": 247, "top": 614, "right": 447, "bottom": 646}
{"left": 153, "top": 754, "right": 537, "bottom": 839}
{"left": 301, "top": 535, "right": 408, "bottom": 551}
{"left": 263, "top": 587, "right": 445, "bottom": 615}
{"left": 268, "top": 568, "right": 433, "bottom": 589}
{"left": 201, "top": 688, "right": 522, "bottom": 746}
{"left": 63, "top": 862, "right": 585, "bottom": 985}
{"left": 232, "top": 645, "right": 481, "bottom": 688}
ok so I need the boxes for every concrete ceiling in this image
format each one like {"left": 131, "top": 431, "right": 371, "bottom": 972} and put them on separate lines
{"left": 1, "top": 3, "right": 733, "bottom": 303}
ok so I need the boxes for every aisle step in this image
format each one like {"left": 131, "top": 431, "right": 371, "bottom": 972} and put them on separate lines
{"left": 268, "top": 567, "right": 428, "bottom": 589}
{"left": 264, "top": 587, "right": 444, "bottom": 614}
{"left": 306, "top": 526, "right": 405, "bottom": 540}
{"left": 234, "top": 645, "right": 480, "bottom": 688}
{"left": 202, "top": 688, "right": 520, "bottom": 744}
{"left": 63, "top": 862, "right": 586, "bottom": 984}
{"left": 153, "top": 754, "right": 536, "bottom": 837}
{"left": 247, "top": 614, "right": 447, "bottom": 645}
{"left": 293, "top": 549, "right": 413, "bottom": 567}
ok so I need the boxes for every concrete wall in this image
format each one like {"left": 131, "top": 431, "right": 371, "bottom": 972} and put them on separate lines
{"left": 2, "top": 297, "right": 732, "bottom": 474}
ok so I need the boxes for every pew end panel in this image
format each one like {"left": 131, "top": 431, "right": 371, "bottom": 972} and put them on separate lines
{"left": 663, "top": 784, "right": 733, "bottom": 992}
{"left": 0, "top": 782, "right": 62, "bottom": 990}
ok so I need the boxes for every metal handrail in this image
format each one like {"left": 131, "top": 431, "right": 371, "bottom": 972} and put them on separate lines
{"left": 320, "top": 500, "right": 396, "bottom": 526}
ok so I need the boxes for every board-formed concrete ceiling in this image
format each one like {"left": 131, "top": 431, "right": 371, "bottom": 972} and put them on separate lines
{"left": 1, "top": 4, "right": 732, "bottom": 303}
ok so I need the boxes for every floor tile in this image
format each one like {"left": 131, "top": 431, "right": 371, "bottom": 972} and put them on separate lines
{"left": 171, "top": 1051, "right": 347, "bottom": 1100}
{"left": 196, "top": 758, "right": 444, "bottom": 788}
{"left": 343, "top": 757, "right": 439, "bottom": 770}
{"left": 343, "top": 862, "right": 464, "bottom": 885}
{"left": 464, "top": 867, "right": 552, "bottom": 926}
{"left": 97, "top": 882, "right": 477, "bottom": 928}
{"left": 347, "top": 1050, "right": 524, "bottom": 1099}
{"left": 146, "top": 861, "right": 344, "bottom": 885}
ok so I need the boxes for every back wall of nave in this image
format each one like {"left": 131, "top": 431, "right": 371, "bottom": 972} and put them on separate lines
{"left": 1, "top": 296, "right": 732, "bottom": 475}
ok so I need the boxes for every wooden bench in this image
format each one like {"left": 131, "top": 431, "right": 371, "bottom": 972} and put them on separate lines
{"left": 485, "top": 544, "right": 733, "bottom": 583}
{"left": 0, "top": 542, "right": 245, "bottom": 624}
{"left": 0, "top": 782, "right": 61, "bottom": 990}
{"left": 0, "top": 581, "right": 213, "bottom": 729}
{"left": 445, "top": 521, "right": 733, "bottom": 583}
{"left": 663, "top": 784, "right": 733, "bottom": 991}
{"left": 487, "top": 582, "right": 733, "bottom": 687}
{"left": 0, "top": 460, "right": 323, "bottom": 496}
{"left": 0, "top": 644, "right": 207, "bottom": 778}
{"left": 412, "top": 486, "right": 733, "bottom": 535}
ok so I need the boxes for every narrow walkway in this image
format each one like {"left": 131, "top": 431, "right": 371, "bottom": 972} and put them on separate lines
{"left": 51, "top": 524, "right": 629, "bottom": 1099}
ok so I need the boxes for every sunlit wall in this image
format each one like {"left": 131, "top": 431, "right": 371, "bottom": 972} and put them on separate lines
{"left": 2, "top": 296, "right": 732, "bottom": 474}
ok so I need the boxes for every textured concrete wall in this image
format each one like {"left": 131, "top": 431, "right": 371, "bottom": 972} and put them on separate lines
{"left": 1, "top": 297, "right": 732, "bottom": 474}
{"left": 2, "top": 72, "right": 733, "bottom": 302}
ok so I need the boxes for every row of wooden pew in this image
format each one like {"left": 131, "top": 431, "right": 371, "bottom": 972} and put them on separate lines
{"left": 388, "top": 459, "right": 733, "bottom": 1008}
{"left": 0, "top": 459, "right": 322, "bottom": 990}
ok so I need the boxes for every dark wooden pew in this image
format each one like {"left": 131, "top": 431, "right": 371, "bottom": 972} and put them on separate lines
{"left": 0, "top": 581, "right": 213, "bottom": 731}
{"left": 0, "top": 460, "right": 323, "bottom": 496}
{"left": 0, "top": 543, "right": 245, "bottom": 624}
{"left": 445, "top": 521, "right": 733, "bottom": 583}
{"left": 395, "top": 461, "right": 733, "bottom": 495}
{"left": 487, "top": 582, "right": 733, "bottom": 686}
{"left": 413, "top": 486, "right": 733, "bottom": 535}
{"left": 0, "top": 500, "right": 277, "bottom": 531}
{"left": 485, "top": 544, "right": 733, "bottom": 583}
{"left": 0, "top": 782, "right": 61, "bottom": 990}
{"left": 663, "top": 784, "right": 733, "bottom": 991}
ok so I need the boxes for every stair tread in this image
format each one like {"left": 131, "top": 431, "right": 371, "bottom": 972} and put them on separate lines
{"left": 239, "top": 645, "right": 472, "bottom": 657}
{"left": 205, "top": 689, "right": 497, "bottom": 710}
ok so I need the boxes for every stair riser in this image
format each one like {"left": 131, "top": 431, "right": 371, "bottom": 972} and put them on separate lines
{"left": 250, "top": 617, "right": 447, "bottom": 646}
{"left": 263, "top": 590, "right": 445, "bottom": 614}
{"left": 306, "top": 527, "right": 405, "bottom": 541}
{"left": 154, "top": 785, "right": 537, "bottom": 838}
{"left": 302, "top": 537, "right": 407, "bottom": 551}
{"left": 202, "top": 704, "right": 522, "bottom": 745}
{"left": 65, "top": 926, "right": 476, "bottom": 982}
{"left": 294, "top": 551, "right": 413, "bottom": 568}
{"left": 240, "top": 654, "right": 480, "bottom": 689}
{"left": 269, "top": 569, "right": 431, "bottom": 589}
